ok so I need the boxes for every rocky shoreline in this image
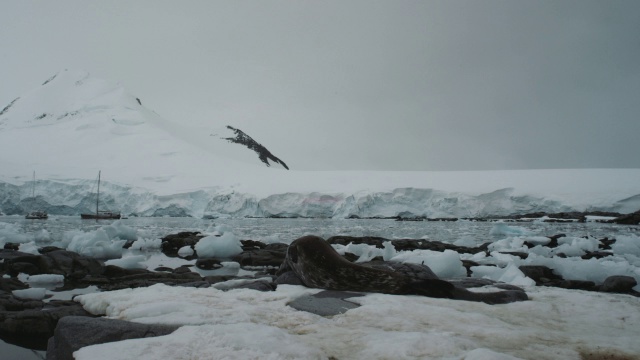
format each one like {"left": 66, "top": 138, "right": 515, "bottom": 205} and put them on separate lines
{"left": 1, "top": 230, "right": 638, "bottom": 359}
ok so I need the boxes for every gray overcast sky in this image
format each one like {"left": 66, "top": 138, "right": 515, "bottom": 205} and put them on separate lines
{"left": 1, "top": 0, "right": 639, "bottom": 171}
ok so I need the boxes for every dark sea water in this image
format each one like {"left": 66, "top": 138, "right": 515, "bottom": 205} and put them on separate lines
{"left": 1, "top": 216, "right": 639, "bottom": 359}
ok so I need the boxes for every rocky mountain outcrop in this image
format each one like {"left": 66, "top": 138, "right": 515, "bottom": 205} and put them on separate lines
{"left": 219, "top": 125, "right": 289, "bottom": 169}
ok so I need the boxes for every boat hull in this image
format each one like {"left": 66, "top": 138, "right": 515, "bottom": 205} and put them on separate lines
{"left": 80, "top": 212, "right": 121, "bottom": 220}
{"left": 25, "top": 212, "right": 48, "bottom": 220}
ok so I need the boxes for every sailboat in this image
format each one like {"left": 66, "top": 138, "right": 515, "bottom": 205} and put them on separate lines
{"left": 25, "top": 171, "right": 48, "bottom": 219}
{"left": 80, "top": 171, "right": 121, "bottom": 220}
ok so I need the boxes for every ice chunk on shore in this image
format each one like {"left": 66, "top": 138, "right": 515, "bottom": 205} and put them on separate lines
{"left": 194, "top": 227, "right": 242, "bottom": 258}
{"left": 13, "top": 288, "right": 47, "bottom": 300}
{"left": 471, "top": 263, "right": 536, "bottom": 287}
{"left": 0, "top": 222, "right": 30, "bottom": 245}
{"left": 105, "top": 255, "right": 147, "bottom": 269}
{"left": 18, "top": 273, "right": 64, "bottom": 284}
{"left": 18, "top": 241, "right": 40, "bottom": 254}
{"left": 177, "top": 246, "right": 194, "bottom": 257}
{"left": 65, "top": 228, "right": 127, "bottom": 259}
{"left": 392, "top": 249, "right": 467, "bottom": 278}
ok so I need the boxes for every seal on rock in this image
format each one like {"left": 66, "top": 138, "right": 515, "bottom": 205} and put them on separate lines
{"left": 283, "top": 235, "right": 528, "bottom": 304}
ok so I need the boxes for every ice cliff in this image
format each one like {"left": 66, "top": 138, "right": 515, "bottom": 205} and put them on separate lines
{"left": 1, "top": 178, "right": 639, "bottom": 218}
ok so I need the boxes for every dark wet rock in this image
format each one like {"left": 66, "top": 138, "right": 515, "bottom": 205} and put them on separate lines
{"left": 173, "top": 265, "right": 195, "bottom": 274}
{"left": 240, "top": 239, "right": 267, "bottom": 250}
{"left": 600, "top": 275, "right": 638, "bottom": 294}
{"left": 0, "top": 249, "right": 36, "bottom": 262}
{"left": 98, "top": 265, "right": 204, "bottom": 291}
{"left": 448, "top": 278, "right": 526, "bottom": 292}
{"left": 204, "top": 275, "right": 242, "bottom": 285}
{"left": 543, "top": 218, "right": 576, "bottom": 223}
{"left": 3, "top": 243, "right": 20, "bottom": 251}
{"left": 287, "top": 290, "right": 365, "bottom": 316}
{"left": 195, "top": 258, "right": 222, "bottom": 270}
{"left": 395, "top": 215, "right": 426, "bottom": 221}
{"left": 160, "top": 231, "right": 204, "bottom": 257}
{"left": 122, "top": 239, "right": 136, "bottom": 249}
{"left": 103, "top": 265, "right": 147, "bottom": 278}
{"left": 46, "top": 316, "right": 179, "bottom": 360}
{"left": 581, "top": 251, "right": 614, "bottom": 260}
{"left": 177, "top": 281, "right": 211, "bottom": 288}
{"left": 598, "top": 237, "right": 616, "bottom": 250}
{"left": 154, "top": 266, "right": 174, "bottom": 272}
{"left": 452, "top": 287, "right": 529, "bottom": 305}
{"left": 0, "top": 296, "right": 44, "bottom": 312}
{"left": 39, "top": 246, "right": 65, "bottom": 254}
{"left": 546, "top": 234, "right": 566, "bottom": 248}
{"left": 0, "top": 276, "right": 29, "bottom": 295}
{"left": 461, "top": 259, "right": 481, "bottom": 277}
{"left": 611, "top": 210, "right": 640, "bottom": 225}
{"left": 45, "top": 251, "right": 104, "bottom": 278}
{"left": 231, "top": 243, "right": 288, "bottom": 267}
{"left": 228, "top": 279, "right": 277, "bottom": 292}
{"left": 546, "top": 279, "right": 597, "bottom": 291}
{"left": 326, "top": 236, "right": 489, "bottom": 255}
{"left": 0, "top": 300, "right": 94, "bottom": 351}
{"left": 3, "top": 250, "right": 104, "bottom": 279}
{"left": 326, "top": 236, "right": 387, "bottom": 248}
{"left": 6, "top": 261, "right": 40, "bottom": 275}
{"left": 518, "top": 265, "right": 562, "bottom": 285}
{"left": 498, "top": 251, "right": 529, "bottom": 259}
{"left": 401, "top": 239, "right": 490, "bottom": 255}
{"left": 503, "top": 211, "right": 621, "bottom": 222}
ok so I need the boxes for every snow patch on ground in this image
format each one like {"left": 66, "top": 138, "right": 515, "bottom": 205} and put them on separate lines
{"left": 73, "top": 283, "right": 640, "bottom": 360}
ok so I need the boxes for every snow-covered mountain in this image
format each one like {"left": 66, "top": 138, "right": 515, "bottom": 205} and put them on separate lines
{"left": 1, "top": 70, "right": 639, "bottom": 218}
{"left": 0, "top": 69, "right": 288, "bottom": 187}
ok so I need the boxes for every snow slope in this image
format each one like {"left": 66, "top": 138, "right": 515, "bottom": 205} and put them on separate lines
{"left": 1, "top": 70, "right": 639, "bottom": 218}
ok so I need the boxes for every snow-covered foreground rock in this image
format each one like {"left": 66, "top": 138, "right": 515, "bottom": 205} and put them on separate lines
{"left": 73, "top": 283, "right": 639, "bottom": 360}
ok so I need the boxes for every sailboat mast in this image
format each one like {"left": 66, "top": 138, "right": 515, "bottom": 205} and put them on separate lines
{"left": 30, "top": 171, "right": 36, "bottom": 211}
{"left": 31, "top": 171, "right": 35, "bottom": 198}
{"left": 31, "top": 171, "right": 36, "bottom": 205}
{"left": 96, "top": 171, "right": 101, "bottom": 216}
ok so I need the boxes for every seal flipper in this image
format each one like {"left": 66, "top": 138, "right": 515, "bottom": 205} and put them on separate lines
{"left": 405, "top": 278, "right": 456, "bottom": 298}
{"left": 406, "top": 279, "right": 528, "bottom": 304}
{"left": 451, "top": 287, "right": 529, "bottom": 304}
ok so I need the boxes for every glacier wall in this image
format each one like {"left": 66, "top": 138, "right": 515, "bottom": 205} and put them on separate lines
{"left": 1, "top": 179, "right": 637, "bottom": 219}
